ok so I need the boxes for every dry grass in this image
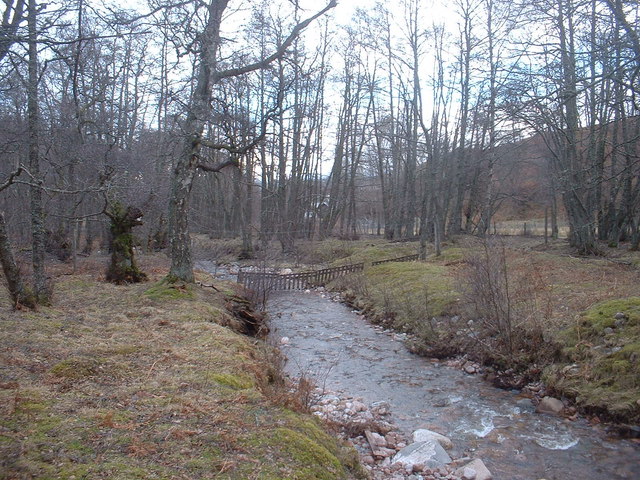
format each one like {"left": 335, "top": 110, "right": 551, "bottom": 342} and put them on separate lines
{"left": 0, "top": 254, "right": 365, "bottom": 480}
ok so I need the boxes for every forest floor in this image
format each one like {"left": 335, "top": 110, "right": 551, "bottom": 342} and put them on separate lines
{"left": 0, "top": 254, "right": 366, "bottom": 480}
{"left": 194, "top": 233, "right": 640, "bottom": 426}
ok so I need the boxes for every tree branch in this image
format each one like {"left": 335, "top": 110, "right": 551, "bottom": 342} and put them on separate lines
{"left": 197, "top": 79, "right": 286, "bottom": 163}
{"left": 0, "top": 166, "right": 23, "bottom": 192}
{"left": 213, "top": 0, "right": 337, "bottom": 82}
{"left": 196, "top": 158, "right": 239, "bottom": 172}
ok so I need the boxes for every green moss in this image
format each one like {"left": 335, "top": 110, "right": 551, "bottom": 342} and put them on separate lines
{"left": 175, "top": 304, "right": 227, "bottom": 324}
{"left": 30, "top": 415, "right": 64, "bottom": 441}
{"left": 99, "top": 461, "right": 164, "bottom": 479}
{"left": 284, "top": 414, "right": 364, "bottom": 476}
{"left": 241, "top": 409, "right": 365, "bottom": 480}
{"left": 210, "top": 372, "right": 254, "bottom": 390}
{"left": 183, "top": 447, "right": 223, "bottom": 471}
{"left": 66, "top": 438, "right": 95, "bottom": 454}
{"left": 271, "top": 427, "right": 343, "bottom": 479}
{"left": 545, "top": 297, "right": 640, "bottom": 422}
{"left": 144, "top": 279, "right": 194, "bottom": 300}
{"left": 0, "top": 266, "right": 367, "bottom": 480}
{"left": 11, "top": 390, "right": 51, "bottom": 416}
{"left": 50, "top": 357, "right": 100, "bottom": 379}
{"left": 577, "top": 297, "right": 640, "bottom": 336}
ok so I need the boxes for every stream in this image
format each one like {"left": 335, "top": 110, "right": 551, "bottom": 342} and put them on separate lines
{"left": 266, "top": 290, "right": 640, "bottom": 480}
{"left": 196, "top": 261, "right": 639, "bottom": 479}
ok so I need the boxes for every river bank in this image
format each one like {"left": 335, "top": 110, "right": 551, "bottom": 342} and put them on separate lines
{"left": 266, "top": 288, "right": 640, "bottom": 480}
{"left": 0, "top": 256, "right": 365, "bottom": 480}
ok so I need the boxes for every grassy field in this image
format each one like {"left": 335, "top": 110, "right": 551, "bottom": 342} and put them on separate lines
{"left": 0, "top": 255, "right": 365, "bottom": 480}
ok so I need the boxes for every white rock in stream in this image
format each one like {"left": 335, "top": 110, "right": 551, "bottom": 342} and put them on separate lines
{"left": 455, "top": 459, "right": 492, "bottom": 480}
{"left": 392, "top": 440, "right": 452, "bottom": 469}
{"left": 412, "top": 429, "right": 454, "bottom": 450}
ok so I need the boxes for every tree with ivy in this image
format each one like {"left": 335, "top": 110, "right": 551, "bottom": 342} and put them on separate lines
{"left": 104, "top": 203, "right": 147, "bottom": 284}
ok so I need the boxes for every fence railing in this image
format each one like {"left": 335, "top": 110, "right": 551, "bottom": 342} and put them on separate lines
{"left": 371, "top": 254, "right": 419, "bottom": 266}
{"left": 237, "top": 252, "right": 420, "bottom": 293}
{"left": 237, "top": 262, "right": 364, "bottom": 292}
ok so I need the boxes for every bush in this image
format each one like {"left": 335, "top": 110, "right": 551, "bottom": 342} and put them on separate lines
{"left": 458, "top": 238, "right": 555, "bottom": 369}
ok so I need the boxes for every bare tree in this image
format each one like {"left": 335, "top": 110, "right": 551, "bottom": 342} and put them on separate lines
{"left": 164, "top": 0, "right": 336, "bottom": 283}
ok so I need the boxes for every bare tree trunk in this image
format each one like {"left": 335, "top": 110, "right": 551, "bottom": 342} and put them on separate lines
{"left": 555, "top": 0, "right": 598, "bottom": 254}
{"left": 0, "top": 212, "right": 35, "bottom": 308}
{"left": 168, "top": 0, "right": 227, "bottom": 283}
{"left": 448, "top": 0, "right": 474, "bottom": 236}
{"left": 166, "top": 1, "right": 335, "bottom": 281}
{"left": 28, "top": 0, "right": 49, "bottom": 303}
{"left": 240, "top": 153, "right": 254, "bottom": 259}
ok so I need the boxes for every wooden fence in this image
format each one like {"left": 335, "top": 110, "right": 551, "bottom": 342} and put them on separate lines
{"left": 237, "top": 263, "right": 364, "bottom": 292}
{"left": 237, "top": 252, "right": 419, "bottom": 293}
{"left": 371, "top": 254, "right": 419, "bottom": 266}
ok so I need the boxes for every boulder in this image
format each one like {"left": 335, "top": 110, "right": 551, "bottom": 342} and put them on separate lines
{"left": 412, "top": 429, "right": 454, "bottom": 450}
{"left": 463, "top": 361, "right": 480, "bottom": 374}
{"left": 455, "top": 459, "right": 492, "bottom": 480}
{"left": 392, "top": 440, "right": 452, "bottom": 469}
{"left": 536, "top": 396, "right": 564, "bottom": 416}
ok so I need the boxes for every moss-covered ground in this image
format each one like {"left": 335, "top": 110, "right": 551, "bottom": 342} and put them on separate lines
{"left": 544, "top": 297, "right": 640, "bottom": 422}
{"left": 0, "top": 255, "right": 365, "bottom": 479}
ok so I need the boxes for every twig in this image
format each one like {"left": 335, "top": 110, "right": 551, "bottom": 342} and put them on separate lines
{"left": 146, "top": 360, "right": 159, "bottom": 377}
{"left": 196, "top": 281, "right": 220, "bottom": 292}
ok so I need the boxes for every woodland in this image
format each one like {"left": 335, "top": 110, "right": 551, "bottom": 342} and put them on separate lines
{"left": 1, "top": 0, "right": 639, "bottom": 307}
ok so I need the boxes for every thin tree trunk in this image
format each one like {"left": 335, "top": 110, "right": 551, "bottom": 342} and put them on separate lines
{"left": 28, "top": 0, "right": 49, "bottom": 303}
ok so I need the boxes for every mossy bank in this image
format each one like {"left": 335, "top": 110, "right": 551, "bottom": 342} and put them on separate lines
{"left": 0, "top": 258, "right": 365, "bottom": 479}
{"left": 544, "top": 297, "right": 640, "bottom": 423}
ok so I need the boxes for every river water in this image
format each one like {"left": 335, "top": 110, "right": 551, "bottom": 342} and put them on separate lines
{"left": 266, "top": 290, "right": 640, "bottom": 480}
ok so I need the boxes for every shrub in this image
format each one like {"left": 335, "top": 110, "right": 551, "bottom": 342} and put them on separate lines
{"left": 458, "top": 238, "right": 555, "bottom": 369}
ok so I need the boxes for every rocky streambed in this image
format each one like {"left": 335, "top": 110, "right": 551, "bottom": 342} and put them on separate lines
{"left": 307, "top": 386, "right": 488, "bottom": 480}
{"left": 267, "top": 289, "right": 640, "bottom": 480}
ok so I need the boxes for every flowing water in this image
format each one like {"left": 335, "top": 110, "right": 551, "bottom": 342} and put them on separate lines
{"left": 266, "top": 290, "right": 640, "bottom": 480}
